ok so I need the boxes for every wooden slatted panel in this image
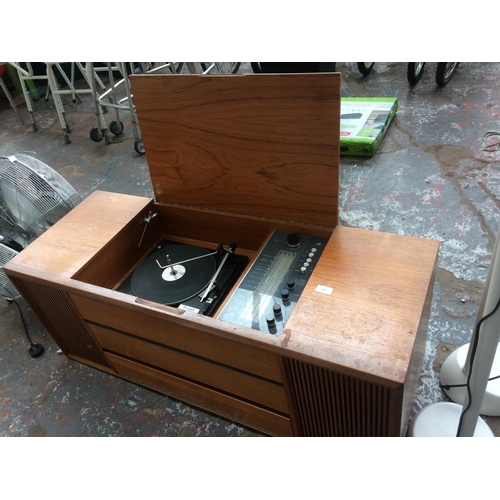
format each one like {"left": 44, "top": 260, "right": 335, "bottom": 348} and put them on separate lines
{"left": 108, "top": 353, "right": 294, "bottom": 436}
{"left": 89, "top": 323, "right": 289, "bottom": 414}
{"left": 70, "top": 293, "right": 283, "bottom": 383}
{"left": 284, "top": 358, "right": 390, "bottom": 437}
{"left": 10, "top": 277, "right": 112, "bottom": 369}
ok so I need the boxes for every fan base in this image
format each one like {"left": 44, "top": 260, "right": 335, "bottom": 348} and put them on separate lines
{"left": 407, "top": 402, "right": 494, "bottom": 437}
{"left": 28, "top": 343, "right": 44, "bottom": 358}
{"left": 440, "top": 343, "right": 500, "bottom": 416}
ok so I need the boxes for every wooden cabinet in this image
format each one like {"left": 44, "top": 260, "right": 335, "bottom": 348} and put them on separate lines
{"left": 4, "top": 73, "right": 439, "bottom": 436}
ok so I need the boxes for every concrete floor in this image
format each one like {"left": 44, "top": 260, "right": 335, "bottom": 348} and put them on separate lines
{"left": 1, "top": 62, "right": 500, "bottom": 437}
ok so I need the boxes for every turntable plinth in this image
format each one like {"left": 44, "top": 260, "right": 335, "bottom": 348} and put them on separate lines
{"left": 4, "top": 73, "right": 439, "bottom": 436}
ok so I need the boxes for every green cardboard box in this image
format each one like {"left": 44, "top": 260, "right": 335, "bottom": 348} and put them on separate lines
{"left": 340, "top": 97, "right": 398, "bottom": 156}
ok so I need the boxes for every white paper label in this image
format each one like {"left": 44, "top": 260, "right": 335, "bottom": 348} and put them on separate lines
{"left": 315, "top": 285, "right": 333, "bottom": 295}
{"left": 179, "top": 304, "right": 200, "bottom": 313}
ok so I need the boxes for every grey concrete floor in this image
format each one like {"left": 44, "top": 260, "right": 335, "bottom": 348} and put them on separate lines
{"left": 1, "top": 62, "right": 499, "bottom": 437}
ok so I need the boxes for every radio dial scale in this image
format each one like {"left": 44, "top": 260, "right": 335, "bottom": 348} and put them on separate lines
{"left": 217, "top": 230, "right": 328, "bottom": 335}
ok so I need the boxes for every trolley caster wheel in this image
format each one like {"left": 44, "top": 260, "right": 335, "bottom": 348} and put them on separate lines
{"left": 407, "top": 63, "right": 425, "bottom": 85}
{"left": 104, "top": 130, "right": 113, "bottom": 144}
{"left": 134, "top": 138, "right": 145, "bottom": 155}
{"left": 64, "top": 133, "right": 71, "bottom": 144}
{"left": 357, "top": 62, "right": 374, "bottom": 75}
{"left": 109, "top": 120, "right": 124, "bottom": 135}
{"left": 436, "top": 63, "right": 459, "bottom": 87}
{"left": 90, "top": 127, "right": 104, "bottom": 142}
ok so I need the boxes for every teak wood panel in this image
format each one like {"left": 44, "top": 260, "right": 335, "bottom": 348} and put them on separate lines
{"left": 107, "top": 353, "right": 294, "bottom": 436}
{"left": 69, "top": 293, "right": 284, "bottom": 383}
{"left": 90, "top": 323, "right": 288, "bottom": 413}
{"left": 399, "top": 261, "right": 437, "bottom": 436}
{"left": 5, "top": 190, "right": 153, "bottom": 279}
{"left": 154, "top": 203, "right": 334, "bottom": 253}
{"left": 9, "top": 276, "right": 113, "bottom": 369}
{"left": 285, "top": 226, "right": 440, "bottom": 387}
{"left": 130, "top": 73, "right": 340, "bottom": 228}
{"left": 283, "top": 357, "right": 403, "bottom": 436}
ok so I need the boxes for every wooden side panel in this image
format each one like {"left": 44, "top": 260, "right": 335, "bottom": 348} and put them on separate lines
{"left": 89, "top": 323, "right": 288, "bottom": 413}
{"left": 130, "top": 73, "right": 340, "bottom": 228}
{"left": 400, "top": 263, "right": 437, "bottom": 436}
{"left": 69, "top": 293, "right": 283, "bottom": 383}
{"left": 73, "top": 204, "right": 161, "bottom": 288}
{"left": 283, "top": 357, "right": 404, "bottom": 436}
{"left": 4, "top": 191, "right": 153, "bottom": 279}
{"left": 108, "top": 353, "right": 294, "bottom": 436}
{"left": 285, "top": 226, "right": 440, "bottom": 386}
{"left": 155, "top": 204, "right": 334, "bottom": 253}
{"left": 9, "top": 277, "right": 113, "bottom": 369}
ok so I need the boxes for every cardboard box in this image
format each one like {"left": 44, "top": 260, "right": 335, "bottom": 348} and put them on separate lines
{"left": 340, "top": 97, "right": 398, "bottom": 156}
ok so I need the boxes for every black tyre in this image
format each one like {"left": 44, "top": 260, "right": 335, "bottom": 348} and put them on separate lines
{"left": 251, "top": 62, "right": 262, "bottom": 73}
{"left": 169, "top": 63, "right": 184, "bottom": 74}
{"left": 90, "top": 127, "right": 103, "bottom": 142}
{"left": 407, "top": 63, "right": 425, "bottom": 85}
{"left": 436, "top": 63, "right": 459, "bottom": 87}
{"left": 134, "top": 138, "right": 145, "bottom": 155}
{"left": 109, "top": 120, "right": 124, "bottom": 135}
{"left": 357, "top": 62, "right": 374, "bottom": 75}
{"left": 226, "top": 62, "right": 241, "bottom": 74}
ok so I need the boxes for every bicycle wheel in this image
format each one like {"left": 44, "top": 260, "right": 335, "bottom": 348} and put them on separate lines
{"left": 407, "top": 63, "right": 425, "bottom": 85}
{"left": 357, "top": 62, "right": 374, "bottom": 75}
{"left": 436, "top": 63, "right": 459, "bottom": 87}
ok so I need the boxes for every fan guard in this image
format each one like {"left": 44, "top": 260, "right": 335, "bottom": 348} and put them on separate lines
{"left": 0, "top": 242, "right": 20, "bottom": 300}
{"left": 0, "top": 154, "right": 82, "bottom": 246}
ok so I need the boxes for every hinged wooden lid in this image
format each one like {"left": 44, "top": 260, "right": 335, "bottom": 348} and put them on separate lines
{"left": 130, "top": 73, "right": 340, "bottom": 228}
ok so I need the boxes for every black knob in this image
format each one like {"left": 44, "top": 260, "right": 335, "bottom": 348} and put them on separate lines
{"left": 286, "top": 278, "right": 296, "bottom": 290}
{"left": 266, "top": 315, "right": 277, "bottom": 334}
{"left": 286, "top": 233, "right": 301, "bottom": 248}
{"left": 273, "top": 303, "right": 282, "bottom": 317}
{"left": 281, "top": 289, "right": 290, "bottom": 305}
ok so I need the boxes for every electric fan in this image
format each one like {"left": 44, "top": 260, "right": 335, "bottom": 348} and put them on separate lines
{"left": 0, "top": 241, "right": 44, "bottom": 357}
{"left": 0, "top": 153, "right": 82, "bottom": 357}
{"left": 0, "top": 153, "right": 82, "bottom": 248}
{"left": 408, "top": 227, "right": 500, "bottom": 437}
{"left": 0, "top": 240, "right": 20, "bottom": 300}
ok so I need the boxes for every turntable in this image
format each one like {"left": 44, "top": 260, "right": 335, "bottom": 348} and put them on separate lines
{"left": 118, "top": 239, "right": 248, "bottom": 316}
{"left": 4, "top": 73, "right": 439, "bottom": 436}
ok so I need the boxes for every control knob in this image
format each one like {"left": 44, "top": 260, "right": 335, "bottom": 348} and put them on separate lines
{"left": 281, "top": 289, "right": 291, "bottom": 305}
{"left": 287, "top": 233, "right": 301, "bottom": 248}
{"left": 266, "top": 315, "right": 277, "bottom": 334}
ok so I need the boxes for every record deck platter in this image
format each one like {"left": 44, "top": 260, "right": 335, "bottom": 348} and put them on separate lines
{"left": 118, "top": 239, "right": 248, "bottom": 316}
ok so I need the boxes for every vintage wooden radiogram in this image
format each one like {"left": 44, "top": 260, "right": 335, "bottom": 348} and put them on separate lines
{"left": 4, "top": 73, "right": 439, "bottom": 436}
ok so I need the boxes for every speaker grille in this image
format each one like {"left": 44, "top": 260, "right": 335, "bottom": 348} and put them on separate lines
{"left": 284, "top": 358, "right": 390, "bottom": 436}
{"left": 11, "top": 277, "right": 112, "bottom": 368}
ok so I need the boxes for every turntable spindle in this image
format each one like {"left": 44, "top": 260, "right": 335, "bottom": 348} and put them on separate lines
{"left": 166, "top": 255, "right": 177, "bottom": 276}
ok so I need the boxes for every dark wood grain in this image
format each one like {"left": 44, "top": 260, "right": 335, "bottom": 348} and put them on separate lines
{"left": 130, "top": 73, "right": 340, "bottom": 227}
